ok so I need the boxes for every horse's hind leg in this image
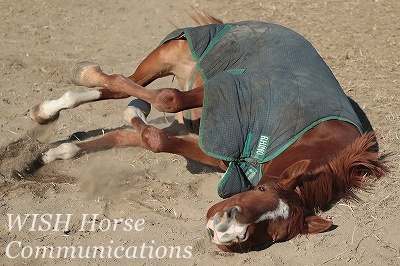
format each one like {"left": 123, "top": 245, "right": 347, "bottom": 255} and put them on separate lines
{"left": 30, "top": 40, "right": 199, "bottom": 125}
{"left": 29, "top": 65, "right": 203, "bottom": 124}
{"left": 70, "top": 61, "right": 204, "bottom": 113}
{"left": 30, "top": 61, "right": 133, "bottom": 124}
{"left": 69, "top": 40, "right": 203, "bottom": 114}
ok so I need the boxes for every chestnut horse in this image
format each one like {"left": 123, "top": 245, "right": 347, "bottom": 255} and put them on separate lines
{"left": 29, "top": 16, "right": 387, "bottom": 252}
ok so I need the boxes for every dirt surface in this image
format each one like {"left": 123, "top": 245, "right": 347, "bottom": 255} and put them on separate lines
{"left": 0, "top": 0, "right": 399, "bottom": 265}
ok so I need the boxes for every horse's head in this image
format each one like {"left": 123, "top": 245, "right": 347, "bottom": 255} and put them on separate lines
{"left": 206, "top": 160, "right": 333, "bottom": 252}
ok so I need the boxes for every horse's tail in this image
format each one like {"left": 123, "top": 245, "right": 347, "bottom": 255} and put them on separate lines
{"left": 187, "top": 7, "right": 223, "bottom": 25}
{"left": 167, "top": 7, "right": 222, "bottom": 29}
{"left": 328, "top": 131, "right": 389, "bottom": 201}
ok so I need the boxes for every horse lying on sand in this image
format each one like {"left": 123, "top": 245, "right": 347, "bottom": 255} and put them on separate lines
{"left": 29, "top": 16, "right": 387, "bottom": 252}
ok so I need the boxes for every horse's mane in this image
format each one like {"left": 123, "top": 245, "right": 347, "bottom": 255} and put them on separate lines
{"left": 296, "top": 132, "right": 388, "bottom": 214}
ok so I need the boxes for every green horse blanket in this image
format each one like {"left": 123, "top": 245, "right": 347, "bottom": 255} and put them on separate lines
{"left": 161, "top": 21, "right": 362, "bottom": 198}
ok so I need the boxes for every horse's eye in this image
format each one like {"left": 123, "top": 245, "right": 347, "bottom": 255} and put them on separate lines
{"left": 258, "top": 186, "right": 265, "bottom": 192}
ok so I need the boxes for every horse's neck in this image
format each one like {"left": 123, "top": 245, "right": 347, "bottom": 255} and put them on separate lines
{"left": 259, "top": 121, "right": 363, "bottom": 212}
{"left": 260, "top": 121, "right": 361, "bottom": 176}
{"left": 295, "top": 132, "right": 386, "bottom": 214}
{"left": 295, "top": 168, "right": 339, "bottom": 213}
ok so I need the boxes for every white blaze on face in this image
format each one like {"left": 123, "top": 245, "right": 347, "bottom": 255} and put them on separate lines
{"left": 254, "top": 199, "right": 290, "bottom": 223}
{"left": 42, "top": 143, "right": 81, "bottom": 164}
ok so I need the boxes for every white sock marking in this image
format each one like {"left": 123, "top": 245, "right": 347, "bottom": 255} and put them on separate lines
{"left": 42, "top": 143, "right": 81, "bottom": 164}
{"left": 40, "top": 90, "right": 101, "bottom": 119}
{"left": 124, "top": 106, "right": 148, "bottom": 125}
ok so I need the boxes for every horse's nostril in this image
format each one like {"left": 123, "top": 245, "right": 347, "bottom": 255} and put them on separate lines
{"left": 226, "top": 206, "right": 238, "bottom": 220}
{"left": 208, "top": 228, "right": 215, "bottom": 239}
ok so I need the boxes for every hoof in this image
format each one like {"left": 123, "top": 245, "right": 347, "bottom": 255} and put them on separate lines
{"left": 30, "top": 103, "right": 59, "bottom": 125}
{"left": 70, "top": 61, "right": 102, "bottom": 87}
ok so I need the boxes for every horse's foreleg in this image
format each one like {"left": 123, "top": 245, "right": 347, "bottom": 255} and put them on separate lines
{"left": 128, "top": 116, "right": 226, "bottom": 170}
{"left": 30, "top": 61, "right": 136, "bottom": 124}
{"left": 31, "top": 40, "right": 198, "bottom": 125}
{"left": 41, "top": 121, "right": 225, "bottom": 170}
{"left": 41, "top": 129, "right": 144, "bottom": 164}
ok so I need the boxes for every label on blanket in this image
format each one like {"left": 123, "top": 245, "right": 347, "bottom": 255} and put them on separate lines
{"left": 255, "top": 135, "right": 270, "bottom": 161}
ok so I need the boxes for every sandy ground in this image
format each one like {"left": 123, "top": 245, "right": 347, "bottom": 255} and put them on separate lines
{"left": 0, "top": 0, "right": 399, "bottom": 265}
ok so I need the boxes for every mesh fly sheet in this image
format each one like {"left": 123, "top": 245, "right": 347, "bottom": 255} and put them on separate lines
{"left": 161, "top": 21, "right": 362, "bottom": 198}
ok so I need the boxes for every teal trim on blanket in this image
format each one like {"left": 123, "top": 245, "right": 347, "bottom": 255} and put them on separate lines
{"left": 185, "top": 25, "right": 232, "bottom": 130}
{"left": 259, "top": 116, "right": 363, "bottom": 163}
{"left": 200, "top": 116, "right": 362, "bottom": 165}
{"left": 199, "top": 25, "right": 232, "bottom": 61}
{"left": 198, "top": 92, "right": 237, "bottom": 162}
{"left": 185, "top": 24, "right": 232, "bottom": 84}
{"left": 186, "top": 24, "right": 239, "bottom": 163}
{"left": 226, "top": 69, "right": 246, "bottom": 75}
{"left": 217, "top": 162, "right": 235, "bottom": 197}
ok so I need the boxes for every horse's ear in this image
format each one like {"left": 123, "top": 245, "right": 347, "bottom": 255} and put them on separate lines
{"left": 301, "top": 215, "right": 333, "bottom": 234}
{"left": 278, "top": 160, "right": 310, "bottom": 190}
